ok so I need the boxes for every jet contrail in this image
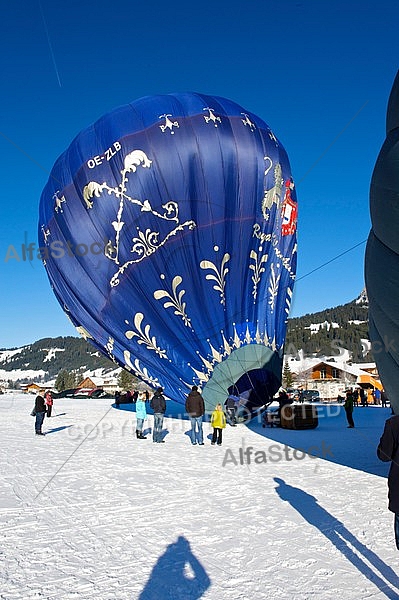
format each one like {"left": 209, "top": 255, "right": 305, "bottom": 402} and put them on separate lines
{"left": 38, "top": 0, "right": 62, "bottom": 87}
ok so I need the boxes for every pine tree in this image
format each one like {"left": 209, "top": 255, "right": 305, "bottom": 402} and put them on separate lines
{"left": 55, "top": 369, "right": 77, "bottom": 391}
{"left": 118, "top": 369, "right": 138, "bottom": 391}
{"left": 282, "top": 361, "right": 294, "bottom": 388}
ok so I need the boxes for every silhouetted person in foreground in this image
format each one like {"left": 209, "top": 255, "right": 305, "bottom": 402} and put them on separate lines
{"left": 378, "top": 415, "right": 399, "bottom": 551}
{"left": 139, "top": 535, "right": 210, "bottom": 600}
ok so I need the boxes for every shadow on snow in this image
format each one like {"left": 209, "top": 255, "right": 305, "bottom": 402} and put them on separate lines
{"left": 274, "top": 478, "right": 399, "bottom": 599}
{"left": 139, "top": 535, "right": 211, "bottom": 600}
{"left": 115, "top": 401, "right": 391, "bottom": 478}
{"left": 246, "top": 404, "right": 391, "bottom": 478}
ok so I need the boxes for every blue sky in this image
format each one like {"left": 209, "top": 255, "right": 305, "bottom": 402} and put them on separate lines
{"left": 1, "top": 0, "right": 398, "bottom": 349}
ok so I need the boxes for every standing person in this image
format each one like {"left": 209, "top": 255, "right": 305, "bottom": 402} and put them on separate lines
{"left": 135, "top": 391, "right": 147, "bottom": 439}
{"left": 44, "top": 390, "right": 53, "bottom": 417}
{"left": 34, "top": 393, "right": 47, "bottom": 436}
{"left": 381, "top": 389, "right": 388, "bottom": 408}
{"left": 224, "top": 395, "right": 237, "bottom": 426}
{"left": 377, "top": 415, "right": 399, "bottom": 550}
{"left": 210, "top": 403, "right": 226, "bottom": 446}
{"left": 374, "top": 388, "right": 381, "bottom": 405}
{"left": 344, "top": 389, "right": 355, "bottom": 428}
{"left": 185, "top": 386, "right": 205, "bottom": 446}
{"left": 277, "top": 389, "right": 292, "bottom": 423}
{"left": 359, "top": 387, "right": 367, "bottom": 407}
{"left": 352, "top": 388, "right": 359, "bottom": 407}
{"left": 150, "top": 387, "right": 166, "bottom": 443}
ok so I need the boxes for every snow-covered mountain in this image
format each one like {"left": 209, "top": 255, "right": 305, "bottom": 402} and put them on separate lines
{"left": 0, "top": 336, "right": 116, "bottom": 387}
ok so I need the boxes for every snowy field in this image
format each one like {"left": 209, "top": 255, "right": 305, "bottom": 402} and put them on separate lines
{"left": 1, "top": 393, "right": 398, "bottom": 600}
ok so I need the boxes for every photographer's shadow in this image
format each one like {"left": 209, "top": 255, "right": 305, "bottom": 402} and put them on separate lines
{"left": 274, "top": 478, "right": 399, "bottom": 599}
{"left": 139, "top": 535, "right": 211, "bottom": 600}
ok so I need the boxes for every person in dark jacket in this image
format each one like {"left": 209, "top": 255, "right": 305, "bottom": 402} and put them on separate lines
{"left": 224, "top": 395, "right": 237, "bottom": 426}
{"left": 377, "top": 415, "right": 399, "bottom": 549}
{"left": 344, "top": 390, "right": 355, "bottom": 428}
{"left": 359, "top": 387, "right": 367, "bottom": 407}
{"left": 185, "top": 386, "right": 205, "bottom": 445}
{"left": 352, "top": 388, "right": 359, "bottom": 407}
{"left": 277, "top": 389, "right": 292, "bottom": 423}
{"left": 34, "top": 394, "right": 47, "bottom": 435}
{"left": 381, "top": 389, "right": 389, "bottom": 408}
{"left": 150, "top": 387, "right": 166, "bottom": 443}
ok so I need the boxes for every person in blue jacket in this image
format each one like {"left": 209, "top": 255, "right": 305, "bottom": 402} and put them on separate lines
{"left": 135, "top": 391, "right": 147, "bottom": 439}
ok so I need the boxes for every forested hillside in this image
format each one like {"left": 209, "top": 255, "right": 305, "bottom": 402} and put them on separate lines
{"left": 286, "top": 297, "right": 370, "bottom": 361}
{"left": 0, "top": 336, "right": 115, "bottom": 378}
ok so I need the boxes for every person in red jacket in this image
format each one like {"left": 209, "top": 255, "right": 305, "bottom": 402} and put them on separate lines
{"left": 44, "top": 390, "right": 53, "bottom": 417}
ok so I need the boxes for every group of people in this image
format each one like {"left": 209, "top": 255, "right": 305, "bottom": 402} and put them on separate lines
{"left": 133, "top": 387, "right": 167, "bottom": 442}
{"left": 184, "top": 386, "right": 229, "bottom": 446}
{"left": 116, "top": 385, "right": 235, "bottom": 446}
{"left": 351, "top": 387, "right": 368, "bottom": 407}
{"left": 343, "top": 387, "right": 390, "bottom": 429}
{"left": 33, "top": 390, "right": 53, "bottom": 435}
{"left": 344, "top": 387, "right": 371, "bottom": 428}
{"left": 34, "top": 383, "right": 237, "bottom": 445}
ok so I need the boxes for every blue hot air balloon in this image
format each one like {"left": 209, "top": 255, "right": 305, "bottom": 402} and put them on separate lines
{"left": 366, "top": 71, "right": 399, "bottom": 414}
{"left": 38, "top": 92, "right": 297, "bottom": 415}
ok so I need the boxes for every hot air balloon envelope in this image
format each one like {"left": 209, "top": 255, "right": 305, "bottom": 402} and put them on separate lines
{"left": 39, "top": 92, "right": 298, "bottom": 413}
{"left": 366, "top": 71, "right": 399, "bottom": 414}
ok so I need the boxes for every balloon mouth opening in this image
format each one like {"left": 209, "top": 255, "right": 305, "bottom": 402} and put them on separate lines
{"left": 228, "top": 368, "right": 281, "bottom": 421}
{"left": 202, "top": 344, "right": 283, "bottom": 419}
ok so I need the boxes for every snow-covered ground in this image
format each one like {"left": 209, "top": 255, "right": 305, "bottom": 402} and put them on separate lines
{"left": 1, "top": 394, "right": 398, "bottom": 600}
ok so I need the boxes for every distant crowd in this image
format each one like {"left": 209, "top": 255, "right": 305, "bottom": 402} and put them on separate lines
{"left": 115, "top": 386, "right": 238, "bottom": 445}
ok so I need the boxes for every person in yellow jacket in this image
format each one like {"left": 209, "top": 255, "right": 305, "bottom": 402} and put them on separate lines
{"left": 210, "top": 403, "right": 227, "bottom": 446}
